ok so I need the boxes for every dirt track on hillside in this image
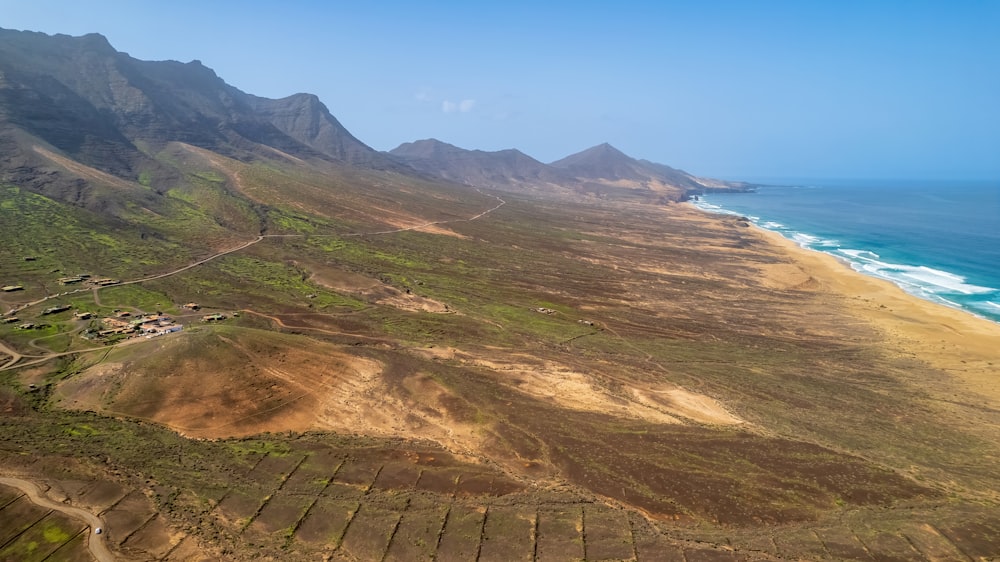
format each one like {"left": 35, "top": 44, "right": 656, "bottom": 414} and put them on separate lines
{"left": 0, "top": 475, "right": 113, "bottom": 562}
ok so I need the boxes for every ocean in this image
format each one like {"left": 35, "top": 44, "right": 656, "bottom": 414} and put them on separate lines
{"left": 691, "top": 179, "right": 1000, "bottom": 324}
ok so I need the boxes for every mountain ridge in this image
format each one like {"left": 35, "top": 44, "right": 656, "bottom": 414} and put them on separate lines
{"left": 0, "top": 27, "right": 746, "bottom": 209}
{"left": 0, "top": 27, "right": 400, "bottom": 203}
{"left": 389, "top": 138, "right": 568, "bottom": 188}
{"left": 391, "top": 138, "right": 748, "bottom": 201}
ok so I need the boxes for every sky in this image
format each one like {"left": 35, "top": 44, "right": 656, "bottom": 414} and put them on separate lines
{"left": 2, "top": 0, "right": 998, "bottom": 181}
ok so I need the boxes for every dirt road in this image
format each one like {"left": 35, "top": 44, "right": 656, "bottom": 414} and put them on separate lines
{"left": 0, "top": 476, "right": 114, "bottom": 562}
{"left": 0, "top": 340, "right": 25, "bottom": 370}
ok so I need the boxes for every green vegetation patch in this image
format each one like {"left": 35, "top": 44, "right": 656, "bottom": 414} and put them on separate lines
{"left": 97, "top": 284, "right": 175, "bottom": 313}
{"left": 0, "top": 184, "right": 204, "bottom": 289}
{"left": 227, "top": 439, "right": 294, "bottom": 458}
{"left": 160, "top": 187, "right": 259, "bottom": 237}
{"left": 203, "top": 254, "right": 365, "bottom": 310}
{"left": 0, "top": 321, "right": 69, "bottom": 353}
{"left": 192, "top": 171, "right": 225, "bottom": 183}
{"left": 269, "top": 211, "right": 318, "bottom": 234}
{"left": 65, "top": 423, "right": 100, "bottom": 437}
{"left": 41, "top": 521, "right": 72, "bottom": 543}
{"left": 0, "top": 512, "right": 80, "bottom": 560}
{"left": 476, "top": 303, "right": 590, "bottom": 343}
{"left": 306, "top": 236, "right": 431, "bottom": 270}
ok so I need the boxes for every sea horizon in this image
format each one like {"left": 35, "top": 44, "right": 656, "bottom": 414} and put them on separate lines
{"left": 692, "top": 178, "right": 1000, "bottom": 324}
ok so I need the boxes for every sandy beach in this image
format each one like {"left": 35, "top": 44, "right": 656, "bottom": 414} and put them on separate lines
{"left": 752, "top": 224, "right": 1000, "bottom": 405}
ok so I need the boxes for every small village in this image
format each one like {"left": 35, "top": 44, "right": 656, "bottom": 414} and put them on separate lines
{"left": 90, "top": 311, "right": 185, "bottom": 339}
{"left": 1, "top": 270, "right": 231, "bottom": 344}
{"left": 6, "top": 303, "right": 232, "bottom": 343}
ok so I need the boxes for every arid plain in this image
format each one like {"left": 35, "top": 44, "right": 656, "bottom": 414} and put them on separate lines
{"left": 3, "top": 161, "right": 1000, "bottom": 559}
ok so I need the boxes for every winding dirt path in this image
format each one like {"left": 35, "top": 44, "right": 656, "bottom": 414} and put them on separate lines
{"left": 0, "top": 476, "right": 114, "bottom": 562}
{"left": 238, "top": 309, "right": 389, "bottom": 342}
{"left": 0, "top": 340, "right": 23, "bottom": 370}
{"left": 116, "top": 235, "right": 265, "bottom": 288}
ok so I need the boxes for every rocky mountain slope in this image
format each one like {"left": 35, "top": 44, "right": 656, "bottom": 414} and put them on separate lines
{"left": 0, "top": 27, "right": 745, "bottom": 214}
{"left": 389, "top": 138, "right": 566, "bottom": 188}
{"left": 0, "top": 28, "right": 398, "bottom": 204}
{"left": 550, "top": 142, "right": 699, "bottom": 187}
{"left": 391, "top": 138, "right": 750, "bottom": 201}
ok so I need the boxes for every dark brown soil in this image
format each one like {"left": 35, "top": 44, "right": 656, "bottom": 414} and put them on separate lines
{"left": 338, "top": 500, "right": 407, "bottom": 561}
{"left": 582, "top": 506, "right": 635, "bottom": 561}
{"left": 382, "top": 497, "right": 449, "bottom": 562}
{"left": 434, "top": 504, "right": 487, "bottom": 561}
{"left": 294, "top": 498, "right": 357, "bottom": 545}
{"left": 120, "top": 514, "right": 176, "bottom": 559}
{"left": 4, "top": 182, "right": 1000, "bottom": 561}
{"left": 536, "top": 506, "right": 584, "bottom": 561}
{"left": 478, "top": 505, "right": 536, "bottom": 562}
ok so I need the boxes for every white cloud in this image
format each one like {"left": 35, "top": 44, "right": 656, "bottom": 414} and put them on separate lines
{"left": 442, "top": 99, "right": 476, "bottom": 113}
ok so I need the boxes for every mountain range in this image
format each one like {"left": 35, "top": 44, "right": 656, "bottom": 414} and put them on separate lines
{"left": 0, "top": 27, "right": 746, "bottom": 214}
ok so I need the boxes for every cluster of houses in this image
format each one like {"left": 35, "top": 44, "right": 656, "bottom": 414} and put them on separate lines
{"left": 90, "top": 308, "right": 232, "bottom": 339}
{"left": 1, "top": 268, "right": 237, "bottom": 343}
{"left": 94, "top": 312, "right": 183, "bottom": 339}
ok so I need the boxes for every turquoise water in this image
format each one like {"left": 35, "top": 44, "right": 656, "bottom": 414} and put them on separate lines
{"left": 692, "top": 179, "right": 1000, "bottom": 324}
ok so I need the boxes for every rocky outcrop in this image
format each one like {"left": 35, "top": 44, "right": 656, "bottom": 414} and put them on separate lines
{"left": 246, "top": 92, "right": 401, "bottom": 169}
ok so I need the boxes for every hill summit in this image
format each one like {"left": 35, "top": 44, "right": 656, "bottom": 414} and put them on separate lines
{"left": 389, "top": 138, "right": 564, "bottom": 188}
{"left": 391, "top": 139, "right": 747, "bottom": 201}
{"left": 550, "top": 142, "right": 704, "bottom": 190}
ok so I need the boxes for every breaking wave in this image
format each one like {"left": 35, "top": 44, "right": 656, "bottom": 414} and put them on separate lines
{"left": 692, "top": 195, "right": 1000, "bottom": 323}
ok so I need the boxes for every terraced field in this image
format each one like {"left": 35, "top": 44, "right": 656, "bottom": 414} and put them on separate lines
{"left": 5, "top": 437, "right": 1000, "bottom": 561}
{"left": 0, "top": 487, "right": 93, "bottom": 561}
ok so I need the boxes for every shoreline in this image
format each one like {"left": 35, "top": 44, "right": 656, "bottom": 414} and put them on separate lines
{"left": 755, "top": 218, "right": 1000, "bottom": 404}
{"left": 686, "top": 202, "right": 1000, "bottom": 405}
{"left": 689, "top": 195, "right": 1000, "bottom": 326}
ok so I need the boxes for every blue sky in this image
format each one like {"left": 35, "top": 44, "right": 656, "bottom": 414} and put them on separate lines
{"left": 2, "top": 1, "right": 998, "bottom": 180}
